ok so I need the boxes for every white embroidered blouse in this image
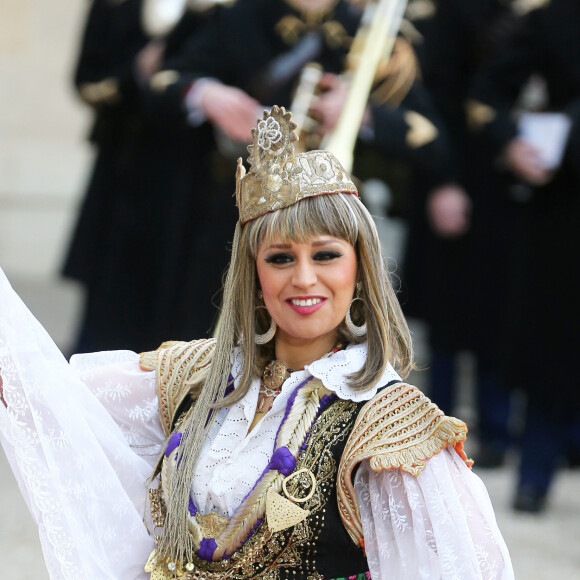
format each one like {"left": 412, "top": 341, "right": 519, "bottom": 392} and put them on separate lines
{"left": 0, "top": 268, "right": 514, "bottom": 580}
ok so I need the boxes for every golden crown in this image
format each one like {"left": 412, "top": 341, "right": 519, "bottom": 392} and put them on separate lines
{"left": 236, "top": 106, "right": 358, "bottom": 224}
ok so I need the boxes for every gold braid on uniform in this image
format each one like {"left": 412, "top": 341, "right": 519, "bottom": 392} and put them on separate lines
{"left": 337, "top": 381, "right": 473, "bottom": 546}
{"left": 140, "top": 339, "right": 217, "bottom": 437}
{"left": 370, "top": 37, "right": 419, "bottom": 108}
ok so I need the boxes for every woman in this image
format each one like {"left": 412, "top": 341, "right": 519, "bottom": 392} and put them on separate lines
{"left": 0, "top": 107, "right": 512, "bottom": 579}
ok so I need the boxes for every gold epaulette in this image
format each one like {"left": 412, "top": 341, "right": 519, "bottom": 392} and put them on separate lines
{"left": 78, "top": 78, "right": 120, "bottom": 106}
{"left": 337, "top": 382, "right": 472, "bottom": 546}
{"left": 140, "top": 338, "right": 217, "bottom": 436}
{"left": 370, "top": 37, "right": 419, "bottom": 108}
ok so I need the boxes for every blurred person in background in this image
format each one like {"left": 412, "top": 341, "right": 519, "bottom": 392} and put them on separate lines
{"left": 64, "top": 0, "right": 225, "bottom": 354}
{"left": 401, "top": 0, "right": 525, "bottom": 468}
{"left": 63, "top": 0, "right": 148, "bottom": 350}
{"left": 469, "top": 0, "right": 580, "bottom": 512}
{"left": 145, "top": 0, "right": 457, "bottom": 229}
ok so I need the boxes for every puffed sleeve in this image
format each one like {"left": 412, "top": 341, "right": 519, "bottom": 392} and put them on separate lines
{"left": 354, "top": 448, "right": 514, "bottom": 580}
{"left": 69, "top": 350, "right": 165, "bottom": 456}
{"left": 0, "top": 268, "right": 156, "bottom": 579}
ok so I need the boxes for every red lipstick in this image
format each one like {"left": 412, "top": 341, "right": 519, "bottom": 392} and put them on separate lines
{"left": 286, "top": 296, "right": 326, "bottom": 315}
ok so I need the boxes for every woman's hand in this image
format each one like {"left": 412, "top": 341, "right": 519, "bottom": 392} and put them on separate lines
{"left": 427, "top": 184, "right": 472, "bottom": 238}
{"left": 503, "top": 137, "right": 553, "bottom": 186}
{"left": 199, "top": 82, "right": 261, "bottom": 143}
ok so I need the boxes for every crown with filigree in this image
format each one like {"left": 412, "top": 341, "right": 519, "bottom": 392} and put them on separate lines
{"left": 235, "top": 106, "right": 358, "bottom": 224}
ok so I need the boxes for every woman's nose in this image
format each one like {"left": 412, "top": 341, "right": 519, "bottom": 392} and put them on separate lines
{"left": 292, "top": 260, "right": 317, "bottom": 289}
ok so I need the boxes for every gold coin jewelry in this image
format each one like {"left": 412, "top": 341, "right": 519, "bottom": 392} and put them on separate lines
{"left": 258, "top": 359, "right": 291, "bottom": 412}
{"left": 257, "top": 343, "right": 345, "bottom": 412}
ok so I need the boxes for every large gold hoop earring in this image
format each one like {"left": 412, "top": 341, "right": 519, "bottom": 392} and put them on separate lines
{"left": 345, "top": 283, "right": 367, "bottom": 337}
{"left": 255, "top": 308, "right": 277, "bottom": 344}
{"left": 255, "top": 290, "right": 277, "bottom": 344}
{"left": 345, "top": 299, "right": 367, "bottom": 337}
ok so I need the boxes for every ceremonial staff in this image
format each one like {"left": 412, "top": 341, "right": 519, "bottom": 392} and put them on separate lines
{"left": 321, "top": 0, "right": 408, "bottom": 172}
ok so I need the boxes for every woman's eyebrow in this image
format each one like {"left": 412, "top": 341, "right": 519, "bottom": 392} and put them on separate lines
{"left": 263, "top": 243, "right": 292, "bottom": 250}
{"left": 312, "top": 238, "right": 341, "bottom": 247}
{"left": 263, "top": 238, "right": 341, "bottom": 251}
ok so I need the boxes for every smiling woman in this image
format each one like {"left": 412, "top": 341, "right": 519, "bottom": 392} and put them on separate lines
{"left": 0, "top": 106, "right": 514, "bottom": 580}
{"left": 256, "top": 235, "right": 357, "bottom": 366}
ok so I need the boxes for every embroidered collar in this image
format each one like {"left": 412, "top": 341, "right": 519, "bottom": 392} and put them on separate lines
{"left": 232, "top": 342, "right": 401, "bottom": 403}
{"left": 306, "top": 343, "right": 401, "bottom": 401}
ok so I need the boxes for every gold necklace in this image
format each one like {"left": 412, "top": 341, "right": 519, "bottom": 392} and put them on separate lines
{"left": 258, "top": 360, "right": 290, "bottom": 412}
{"left": 257, "top": 343, "right": 344, "bottom": 412}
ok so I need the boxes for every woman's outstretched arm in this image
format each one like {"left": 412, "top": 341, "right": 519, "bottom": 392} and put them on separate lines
{"left": 0, "top": 267, "right": 156, "bottom": 579}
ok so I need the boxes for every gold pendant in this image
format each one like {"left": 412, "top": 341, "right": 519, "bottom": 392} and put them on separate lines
{"left": 266, "top": 488, "right": 310, "bottom": 533}
{"left": 266, "top": 468, "right": 317, "bottom": 532}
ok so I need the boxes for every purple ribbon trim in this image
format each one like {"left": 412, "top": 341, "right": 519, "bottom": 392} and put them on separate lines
{"left": 224, "top": 374, "right": 235, "bottom": 397}
{"left": 188, "top": 496, "right": 197, "bottom": 516}
{"left": 267, "top": 446, "right": 296, "bottom": 476}
{"left": 197, "top": 538, "right": 217, "bottom": 561}
{"left": 164, "top": 432, "right": 182, "bottom": 457}
{"left": 191, "top": 377, "right": 324, "bottom": 562}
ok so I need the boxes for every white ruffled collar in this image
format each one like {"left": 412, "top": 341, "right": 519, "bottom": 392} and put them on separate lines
{"left": 232, "top": 342, "right": 401, "bottom": 403}
{"left": 306, "top": 343, "right": 401, "bottom": 402}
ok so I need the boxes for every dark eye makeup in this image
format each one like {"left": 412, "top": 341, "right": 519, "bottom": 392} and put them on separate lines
{"left": 264, "top": 252, "right": 294, "bottom": 264}
{"left": 264, "top": 249, "right": 343, "bottom": 265}
{"left": 313, "top": 250, "right": 343, "bottom": 261}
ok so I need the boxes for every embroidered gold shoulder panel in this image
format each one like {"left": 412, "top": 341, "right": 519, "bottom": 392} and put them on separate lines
{"left": 336, "top": 382, "right": 472, "bottom": 546}
{"left": 140, "top": 338, "right": 217, "bottom": 436}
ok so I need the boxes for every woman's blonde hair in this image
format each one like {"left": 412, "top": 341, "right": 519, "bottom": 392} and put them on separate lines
{"left": 158, "top": 192, "right": 414, "bottom": 563}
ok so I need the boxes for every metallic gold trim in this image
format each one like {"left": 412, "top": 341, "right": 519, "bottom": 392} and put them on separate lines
{"left": 150, "top": 70, "right": 180, "bottom": 92}
{"left": 147, "top": 388, "right": 359, "bottom": 577}
{"left": 237, "top": 107, "right": 357, "bottom": 224}
{"left": 78, "top": 78, "right": 120, "bottom": 106}
{"left": 266, "top": 487, "right": 310, "bottom": 532}
{"left": 465, "top": 99, "right": 497, "bottom": 131}
{"left": 140, "top": 339, "right": 217, "bottom": 436}
{"left": 195, "top": 512, "right": 229, "bottom": 538}
{"left": 282, "top": 468, "right": 316, "bottom": 502}
{"left": 404, "top": 110, "right": 438, "bottom": 148}
{"left": 337, "top": 382, "right": 471, "bottom": 546}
